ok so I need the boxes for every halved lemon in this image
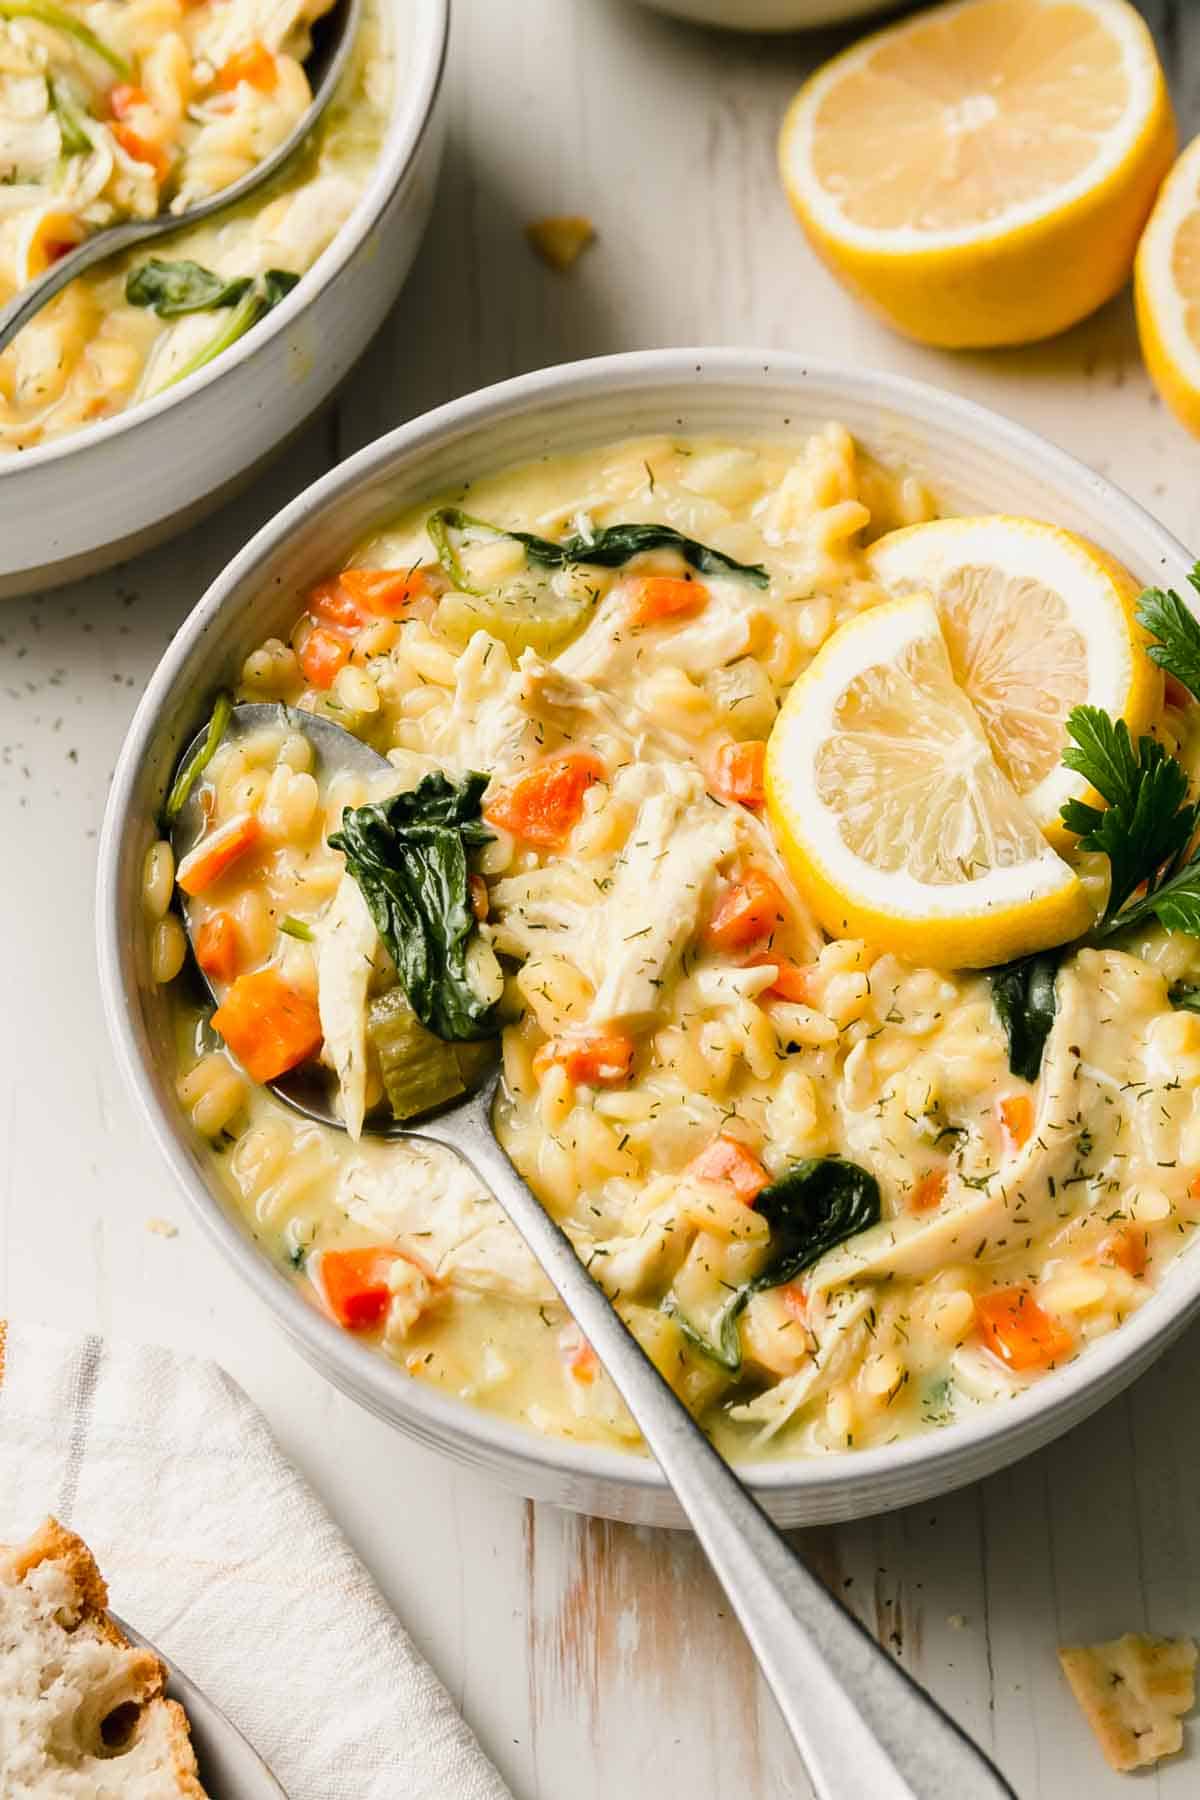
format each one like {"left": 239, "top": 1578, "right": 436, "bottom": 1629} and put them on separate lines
{"left": 764, "top": 595, "right": 1092, "bottom": 968}
{"left": 867, "top": 517, "right": 1161, "bottom": 840}
{"left": 1136, "top": 135, "right": 1200, "bottom": 437}
{"left": 778, "top": 0, "right": 1175, "bottom": 348}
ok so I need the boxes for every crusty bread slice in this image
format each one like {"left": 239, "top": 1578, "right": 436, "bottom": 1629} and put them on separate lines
{"left": 0, "top": 1518, "right": 207, "bottom": 1797}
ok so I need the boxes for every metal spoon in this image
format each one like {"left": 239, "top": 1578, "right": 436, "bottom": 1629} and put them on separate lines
{"left": 0, "top": 0, "right": 360, "bottom": 356}
{"left": 171, "top": 704, "right": 1016, "bottom": 1800}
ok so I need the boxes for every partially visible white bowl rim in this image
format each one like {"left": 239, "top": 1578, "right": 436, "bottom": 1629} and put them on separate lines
{"left": 0, "top": 0, "right": 449, "bottom": 481}
{"left": 97, "top": 347, "right": 1200, "bottom": 1509}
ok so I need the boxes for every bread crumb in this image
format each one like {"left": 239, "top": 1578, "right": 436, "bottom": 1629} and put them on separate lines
{"left": 525, "top": 215, "right": 595, "bottom": 272}
{"left": 1059, "top": 1632, "right": 1197, "bottom": 1772}
{"left": 146, "top": 1218, "right": 179, "bottom": 1238}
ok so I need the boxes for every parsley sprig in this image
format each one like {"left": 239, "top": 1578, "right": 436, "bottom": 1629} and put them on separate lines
{"left": 989, "top": 566, "right": 1200, "bottom": 1079}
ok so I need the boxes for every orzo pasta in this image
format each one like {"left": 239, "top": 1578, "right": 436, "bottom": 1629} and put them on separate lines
{"left": 150, "top": 429, "right": 1200, "bottom": 1460}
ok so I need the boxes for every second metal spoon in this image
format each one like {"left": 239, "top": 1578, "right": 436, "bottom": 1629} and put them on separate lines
{"left": 172, "top": 703, "right": 1016, "bottom": 1800}
{"left": 0, "top": 0, "right": 360, "bottom": 356}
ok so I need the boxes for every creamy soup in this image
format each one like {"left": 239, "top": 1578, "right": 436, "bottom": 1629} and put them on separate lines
{"left": 0, "top": 0, "right": 390, "bottom": 449}
{"left": 144, "top": 428, "right": 1200, "bottom": 1460}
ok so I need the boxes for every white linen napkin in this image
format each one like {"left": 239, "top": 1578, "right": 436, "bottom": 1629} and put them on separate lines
{"left": 0, "top": 1321, "right": 514, "bottom": 1800}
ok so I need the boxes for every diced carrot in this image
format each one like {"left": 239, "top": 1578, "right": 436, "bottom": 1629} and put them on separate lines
{"left": 109, "top": 83, "right": 148, "bottom": 119}
{"left": 42, "top": 238, "right": 80, "bottom": 264}
{"left": 308, "top": 579, "right": 366, "bottom": 632}
{"left": 997, "top": 1093, "right": 1036, "bottom": 1154}
{"left": 194, "top": 910, "right": 239, "bottom": 983}
{"left": 484, "top": 753, "right": 605, "bottom": 848}
{"left": 299, "top": 624, "right": 351, "bottom": 690}
{"left": 533, "top": 1031, "right": 635, "bottom": 1087}
{"left": 564, "top": 1336, "right": 599, "bottom": 1385}
{"left": 685, "top": 1132, "right": 770, "bottom": 1203}
{"left": 216, "top": 40, "right": 277, "bottom": 91}
{"left": 626, "top": 574, "right": 708, "bottom": 626}
{"left": 176, "top": 812, "right": 261, "bottom": 896}
{"left": 1097, "top": 1225, "right": 1148, "bottom": 1279}
{"left": 710, "top": 740, "right": 766, "bottom": 808}
{"left": 744, "top": 953, "right": 815, "bottom": 1004}
{"left": 339, "top": 566, "right": 432, "bottom": 617}
{"left": 705, "top": 866, "right": 789, "bottom": 951}
{"left": 112, "top": 123, "right": 169, "bottom": 179}
{"left": 974, "top": 1286, "right": 1073, "bottom": 1372}
{"left": 779, "top": 1283, "right": 807, "bottom": 1324}
{"left": 211, "top": 967, "right": 323, "bottom": 1083}
{"left": 319, "top": 1247, "right": 400, "bottom": 1330}
{"left": 908, "top": 1169, "right": 947, "bottom": 1214}
{"left": 468, "top": 874, "right": 489, "bottom": 921}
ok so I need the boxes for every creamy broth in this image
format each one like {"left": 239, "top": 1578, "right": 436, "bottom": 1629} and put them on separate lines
{"left": 0, "top": 0, "right": 390, "bottom": 448}
{"left": 147, "top": 428, "right": 1200, "bottom": 1460}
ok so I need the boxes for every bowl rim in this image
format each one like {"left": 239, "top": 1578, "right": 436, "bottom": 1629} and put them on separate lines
{"left": 97, "top": 346, "right": 1200, "bottom": 1505}
{"left": 0, "top": 0, "right": 449, "bottom": 481}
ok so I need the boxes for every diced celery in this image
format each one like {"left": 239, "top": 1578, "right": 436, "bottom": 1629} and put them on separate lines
{"left": 367, "top": 987, "right": 467, "bottom": 1121}
{"left": 435, "top": 580, "right": 595, "bottom": 658}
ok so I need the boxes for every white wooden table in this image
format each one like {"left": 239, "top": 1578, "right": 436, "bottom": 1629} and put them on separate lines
{"left": 4, "top": 2, "right": 1200, "bottom": 1794}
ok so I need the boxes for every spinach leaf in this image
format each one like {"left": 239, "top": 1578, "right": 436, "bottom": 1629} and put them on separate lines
{"left": 150, "top": 269, "right": 300, "bottom": 392}
{"left": 0, "top": 0, "right": 129, "bottom": 73}
{"left": 750, "top": 1157, "right": 882, "bottom": 1290}
{"left": 667, "top": 1156, "right": 880, "bottom": 1373}
{"left": 164, "top": 691, "right": 232, "bottom": 821}
{"left": 428, "top": 507, "right": 769, "bottom": 594}
{"left": 1169, "top": 981, "right": 1200, "bottom": 1014}
{"left": 989, "top": 950, "right": 1063, "bottom": 1083}
{"left": 329, "top": 771, "right": 498, "bottom": 1042}
{"left": 126, "top": 258, "right": 254, "bottom": 317}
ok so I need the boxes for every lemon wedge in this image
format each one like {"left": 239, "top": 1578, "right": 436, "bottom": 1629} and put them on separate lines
{"left": 867, "top": 517, "right": 1161, "bottom": 840}
{"left": 778, "top": 0, "right": 1174, "bottom": 348}
{"left": 1136, "top": 134, "right": 1200, "bottom": 437}
{"left": 764, "top": 595, "right": 1092, "bottom": 969}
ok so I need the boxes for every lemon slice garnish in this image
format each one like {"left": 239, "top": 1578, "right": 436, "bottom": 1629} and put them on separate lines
{"left": 867, "top": 516, "right": 1161, "bottom": 840}
{"left": 764, "top": 595, "right": 1092, "bottom": 968}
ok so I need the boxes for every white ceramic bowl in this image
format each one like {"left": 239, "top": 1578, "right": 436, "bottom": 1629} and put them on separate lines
{"left": 633, "top": 0, "right": 890, "bottom": 30}
{"left": 97, "top": 349, "right": 1200, "bottom": 1528}
{"left": 0, "top": 0, "right": 448, "bottom": 600}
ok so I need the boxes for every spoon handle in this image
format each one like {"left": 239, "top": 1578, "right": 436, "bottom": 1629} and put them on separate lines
{"left": 418, "top": 1088, "right": 1014, "bottom": 1800}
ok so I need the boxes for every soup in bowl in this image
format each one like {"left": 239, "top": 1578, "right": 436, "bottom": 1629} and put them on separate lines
{"left": 98, "top": 353, "right": 1200, "bottom": 1526}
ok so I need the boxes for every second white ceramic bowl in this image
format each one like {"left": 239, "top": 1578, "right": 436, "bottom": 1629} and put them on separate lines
{"left": 98, "top": 349, "right": 1199, "bottom": 1527}
{"left": 633, "top": 0, "right": 891, "bottom": 29}
{"left": 0, "top": 0, "right": 448, "bottom": 599}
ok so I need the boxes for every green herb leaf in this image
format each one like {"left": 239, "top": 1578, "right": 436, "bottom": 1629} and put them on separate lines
{"left": 664, "top": 1156, "right": 880, "bottom": 1373}
{"left": 164, "top": 692, "right": 232, "bottom": 821}
{"left": 49, "top": 77, "right": 91, "bottom": 155}
{"left": 427, "top": 508, "right": 769, "bottom": 593}
{"left": 1060, "top": 705, "right": 1199, "bottom": 918}
{"left": 153, "top": 269, "right": 300, "bottom": 392}
{"left": 0, "top": 0, "right": 129, "bottom": 73}
{"left": 749, "top": 1157, "right": 882, "bottom": 1291}
{"left": 1136, "top": 571, "right": 1200, "bottom": 703}
{"left": 126, "top": 258, "right": 254, "bottom": 318}
{"left": 279, "top": 915, "right": 313, "bottom": 942}
{"left": 330, "top": 771, "right": 498, "bottom": 1042}
{"left": 1168, "top": 981, "right": 1200, "bottom": 1014}
{"left": 990, "top": 951, "right": 1063, "bottom": 1083}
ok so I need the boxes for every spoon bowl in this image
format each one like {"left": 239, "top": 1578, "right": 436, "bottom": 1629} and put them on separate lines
{"left": 0, "top": 0, "right": 362, "bottom": 356}
{"left": 169, "top": 702, "right": 417, "bottom": 1136}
